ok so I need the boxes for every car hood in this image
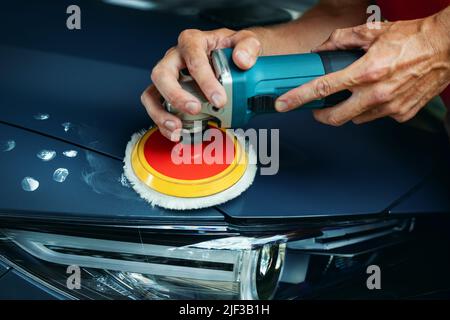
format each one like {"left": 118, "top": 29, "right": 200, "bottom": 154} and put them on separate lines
{"left": 1, "top": 44, "right": 449, "bottom": 222}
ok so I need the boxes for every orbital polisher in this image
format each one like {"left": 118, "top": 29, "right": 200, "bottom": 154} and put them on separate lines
{"left": 124, "top": 48, "right": 363, "bottom": 210}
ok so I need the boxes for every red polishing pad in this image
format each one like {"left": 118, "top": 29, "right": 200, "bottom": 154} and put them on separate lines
{"left": 143, "top": 126, "right": 236, "bottom": 180}
{"left": 126, "top": 124, "right": 255, "bottom": 206}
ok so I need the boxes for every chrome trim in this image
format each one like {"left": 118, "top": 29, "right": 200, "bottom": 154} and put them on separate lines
{"left": 3, "top": 229, "right": 241, "bottom": 282}
{"left": 0, "top": 255, "right": 77, "bottom": 300}
{"left": 107, "top": 224, "right": 229, "bottom": 232}
{"left": 212, "top": 49, "right": 233, "bottom": 128}
{"left": 288, "top": 219, "right": 409, "bottom": 251}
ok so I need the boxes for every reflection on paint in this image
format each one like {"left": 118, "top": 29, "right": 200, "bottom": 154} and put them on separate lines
{"left": 1, "top": 140, "right": 16, "bottom": 152}
{"left": 37, "top": 149, "right": 56, "bottom": 161}
{"left": 53, "top": 168, "right": 69, "bottom": 183}
{"left": 33, "top": 113, "right": 50, "bottom": 120}
{"left": 103, "top": 0, "right": 157, "bottom": 10}
{"left": 22, "top": 177, "right": 39, "bottom": 192}
{"left": 62, "top": 122, "right": 73, "bottom": 132}
{"left": 82, "top": 151, "right": 141, "bottom": 201}
{"left": 63, "top": 150, "right": 78, "bottom": 158}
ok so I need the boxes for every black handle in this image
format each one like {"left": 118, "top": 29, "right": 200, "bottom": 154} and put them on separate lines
{"left": 317, "top": 50, "right": 365, "bottom": 106}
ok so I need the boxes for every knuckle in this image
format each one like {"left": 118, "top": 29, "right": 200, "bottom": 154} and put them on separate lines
{"left": 240, "top": 30, "right": 259, "bottom": 41}
{"left": 166, "top": 91, "right": 184, "bottom": 106}
{"left": 352, "top": 25, "right": 368, "bottom": 37}
{"left": 237, "top": 29, "right": 254, "bottom": 37}
{"left": 178, "top": 29, "right": 200, "bottom": 44}
{"left": 217, "top": 27, "right": 232, "bottom": 35}
{"left": 314, "top": 79, "right": 332, "bottom": 99}
{"left": 329, "top": 29, "right": 341, "bottom": 43}
{"left": 290, "top": 92, "right": 305, "bottom": 107}
{"left": 371, "top": 88, "right": 392, "bottom": 104}
{"left": 150, "top": 66, "right": 164, "bottom": 82}
{"left": 363, "top": 63, "right": 390, "bottom": 82}
{"left": 184, "top": 55, "right": 203, "bottom": 72}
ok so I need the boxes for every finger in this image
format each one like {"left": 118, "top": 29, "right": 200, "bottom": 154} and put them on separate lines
{"left": 141, "top": 85, "right": 183, "bottom": 136}
{"left": 151, "top": 50, "right": 202, "bottom": 115}
{"left": 312, "top": 93, "right": 375, "bottom": 126}
{"left": 353, "top": 84, "right": 430, "bottom": 124}
{"left": 312, "top": 24, "right": 386, "bottom": 52}
{"left": 390, "top": 100, "right": 426, "bottom": 123}
{"left": 227, "top": 30, "right": 262, "bottom": 69}
{"left": 160, "top": 127, "right": 181, "bottom": 142}
{"left": 390, "top": 80, "right": 448, "bottom": 123}
{"left": 352, "top": 103, "right": 393, "bottom": 124}
{"left": 275, "top": 68, "right": 356, "bottom": 112}
{"left": 178, "top": 31, "right": 227, "bottom": 108}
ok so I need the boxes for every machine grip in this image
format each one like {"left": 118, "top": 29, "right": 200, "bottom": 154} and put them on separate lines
{"left": 317, "top": 50, "right": 365, "bottom": 107}
{"left": 249, "top": 50, "right": 364, "bottom": 113}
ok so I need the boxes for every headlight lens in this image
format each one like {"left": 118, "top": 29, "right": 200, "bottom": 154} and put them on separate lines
{"left": 0, "top": 218, "right": 413, "bottom": 299}
{"left": 0, "top": 229, "right": 287, "bottom": 300}
{"left": 256, "top": 243, "right": 284, "bottom": 299}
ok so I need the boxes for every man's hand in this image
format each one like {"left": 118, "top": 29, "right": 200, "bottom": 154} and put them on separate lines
{"left": 141, "top": 28, "right": 262, "bottom": 140}
{"left": 275, "top": 15, "right": 450, "bottom": 126}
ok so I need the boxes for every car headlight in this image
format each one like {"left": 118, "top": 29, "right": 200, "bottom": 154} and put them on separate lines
{"left": 0, "top": 228, "right": 287, "bottom": 299}
{"left": 0, "top": 217, "right": 413, "bottom": 299}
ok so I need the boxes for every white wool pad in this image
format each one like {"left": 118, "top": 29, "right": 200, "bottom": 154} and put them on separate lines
{"left": 123, "top": 130, "right": 257, "bottom": 210}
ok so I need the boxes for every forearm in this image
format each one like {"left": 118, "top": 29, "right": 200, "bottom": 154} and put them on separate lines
{"left": 249, "top": 0, "right": 369, "bottom": 55}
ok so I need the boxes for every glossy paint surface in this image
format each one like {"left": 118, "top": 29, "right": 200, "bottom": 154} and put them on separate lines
{"left": 0, "top": 1, "right": 449, "bottom": 220}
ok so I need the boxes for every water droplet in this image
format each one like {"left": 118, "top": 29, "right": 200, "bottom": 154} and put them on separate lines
{"left": 33, "top": 113, "right": 50, "bottom": 120}
{"left": 22, "top": 177, "right": 39, "bottom": 191}
{"left": 37, "top": 149, "right": 56, "bottom": 161}
{"left": 1, "top": 140, "right": 15, "bottom": 152}
{"left": 53, "top": 168, "right": 69, "bottom": 183}
{"left": 62, "top": 150, "right": 78, "bottom": 158}
{"left": 62, "top": 122, "right": 73, "bottom": 132}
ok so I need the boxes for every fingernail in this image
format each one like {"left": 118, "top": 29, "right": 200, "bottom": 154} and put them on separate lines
{"left": 275, "top": 100, "right": 288, "bottom": 112}
{"left": 164, "top": 120, "right": 176, "bottom": 131}
{"left": 185, "top": 101, "right": 200, "bottom": 114}
{"left": 211, "top": 92, "right": 224, "bottom": 107}
{"left": 236, "top": 50, "right": 250, "bottom": 66}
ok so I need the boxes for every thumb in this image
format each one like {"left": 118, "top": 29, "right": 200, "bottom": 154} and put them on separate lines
{"left": 227, "top": 30, "right": 262, "bottom": 70}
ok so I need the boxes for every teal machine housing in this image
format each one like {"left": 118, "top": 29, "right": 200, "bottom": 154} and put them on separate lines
{"left": 220, "top": 48, "right": 364, "bottom": 128}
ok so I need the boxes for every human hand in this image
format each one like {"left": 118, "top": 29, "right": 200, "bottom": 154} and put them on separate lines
{"left": 141, "top": 28, "right": 262, "bottom": 140}
{"left": 275, "top": 16, "right": 450, "bottom": 125}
